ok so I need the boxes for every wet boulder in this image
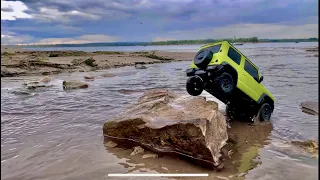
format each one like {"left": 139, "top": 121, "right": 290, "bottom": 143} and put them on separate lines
{"left": 62, "top": 80, "right": 88, "bottom": 90}
{"left": 300, "top": 101, "right": 318, "bottom": 115}
{"left": 103, "top": 89, "right": 228, "bottom": 169}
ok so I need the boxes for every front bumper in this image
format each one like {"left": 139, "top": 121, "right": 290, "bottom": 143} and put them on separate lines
{"left": 186, "top": 65, "right": 224, "bottom": 77}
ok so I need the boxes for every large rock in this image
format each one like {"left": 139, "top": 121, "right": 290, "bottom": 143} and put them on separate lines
{"left": 103, "top": 89, "right": 228, "bottom": 169}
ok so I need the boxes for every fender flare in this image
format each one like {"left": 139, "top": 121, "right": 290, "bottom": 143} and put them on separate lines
{"left": 258, "top": 93, "right": 274, "bottom": 112}
{"left": 221, "top": 62, "right": 238, "bottom": 85}
{"left": 257, "top": 93, "right": 267, "bottom": 104}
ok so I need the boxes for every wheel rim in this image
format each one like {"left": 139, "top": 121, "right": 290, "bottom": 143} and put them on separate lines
{"left": 261, "top": 106, "right": 271, "bottom": 120}
{"left": 189, "top": 76, "right": 203, "bottom": 92}
{"left": 221, "top": 77, "right": 232, "bottom": 92}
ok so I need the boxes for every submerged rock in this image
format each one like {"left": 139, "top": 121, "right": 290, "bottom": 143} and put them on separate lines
{"left": 22, "top": 81, "right": 53, "bottom": 90}
{"left": 291, "top": 140, "right": 318, "bottom": 157}
{"left": 62, "top": 80, "right": 88, "bottom": 90}
{"left": 11, "top": 89, "right": 32, "bottom": 96}
{"left": 84, "top": 76, "right": 94, "bottom": 80}
{"left": 142, "top": 154, "right": 158, "bottom": 159}
{"left": 26, "top": 84, "right": 53, "bottom": 90}
{"left": 105, "top": 141, "right": 118, "bottom": 148}
{"left": 135, "top": 64, "right": 147, "bottom": 69}
{"left": 103, "top": 89, "right": 228, "bottom": 169}
{"left": 300, "top": 101, "right": 318, "bottom": 115}
{"left": 101, "top": 73, "right": 116, "bottom": 78}
{"left": 40, "top": 76, "right": 52, "bottom": 83}
{"left": 130, "top": 146, "right": 145, "bottom": 156}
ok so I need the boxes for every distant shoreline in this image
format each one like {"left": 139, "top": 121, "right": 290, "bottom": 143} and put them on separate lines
{"left": 2, "top": 38, "right": 318, "bottom": 48}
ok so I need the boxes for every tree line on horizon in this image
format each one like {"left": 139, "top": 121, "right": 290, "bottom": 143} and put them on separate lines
{"left": 17, "top": 37, "right": 318, "bottom": 47}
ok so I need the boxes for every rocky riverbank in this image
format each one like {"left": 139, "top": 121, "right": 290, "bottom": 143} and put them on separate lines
{"left": 1, "top": 47, "right": 194, "bottom": 77}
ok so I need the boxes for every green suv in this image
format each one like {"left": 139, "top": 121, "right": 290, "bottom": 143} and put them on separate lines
{"left": 185, "top": 41, "right": 275, "bottom": 121}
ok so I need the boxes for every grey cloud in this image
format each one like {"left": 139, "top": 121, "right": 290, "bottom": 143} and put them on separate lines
{"left": 1, "top": 7, "right": 14, "bottom": 12}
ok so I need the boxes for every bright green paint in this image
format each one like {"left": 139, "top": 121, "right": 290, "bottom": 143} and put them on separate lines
{"left": 190, "top": 40, "right": 275, "bottom": 103}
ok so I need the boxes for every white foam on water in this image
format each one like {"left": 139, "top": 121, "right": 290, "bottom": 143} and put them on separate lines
{"left": 199, "top": 91, "right": 226, "bottom": 112}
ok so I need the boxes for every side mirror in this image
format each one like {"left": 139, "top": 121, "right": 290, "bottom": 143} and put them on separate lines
{"left": 258, "top": 76, "right": 264, "bottom": 83}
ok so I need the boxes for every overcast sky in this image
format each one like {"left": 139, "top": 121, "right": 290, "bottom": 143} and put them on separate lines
{"left": 1, "top": 0, "right": 319, "bottom": 44}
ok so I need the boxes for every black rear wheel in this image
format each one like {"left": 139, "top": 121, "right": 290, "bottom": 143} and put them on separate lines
{"left": 259, "top": 103, "right": 272, "bottom": 121}
{"left": 215, "top": 72, "right": 235, "bottom": 94}
{"left": 186, "top": 76, "right": 204, "bottom": 96}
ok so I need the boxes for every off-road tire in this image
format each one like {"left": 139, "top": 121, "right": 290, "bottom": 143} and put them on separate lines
{"left": 194, "top": 48, "right": 213, "bottom": 69}
{"left": 259, "top": 103, "right": 272, "bottom": 121}
{"left": 215, "top": 72, "right": 235, "bottom": 95}
{"left": 186, "top": 76, "right": 204, "bottom": 96}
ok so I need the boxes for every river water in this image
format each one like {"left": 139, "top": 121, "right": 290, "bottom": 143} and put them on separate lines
{"left": 1, "top": 42, "right": 318, "bottom": 180}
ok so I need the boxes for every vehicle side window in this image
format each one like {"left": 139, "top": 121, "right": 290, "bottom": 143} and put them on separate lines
{"left": 227, "top": 47, "right": 241, "bottom": 65}
{"left": 244, "top": 60, "right": 259, "bottom": 81}
{"left": 208, "top": 44, "right": 221, "bottom": 54}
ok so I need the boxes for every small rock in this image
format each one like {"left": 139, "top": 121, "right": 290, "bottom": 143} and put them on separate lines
{"left": 84, "top": 57, "right": 97, "bottom": 67}
{"left": 84, "top": 76, "right": 94, "bottom": 80}
{"left": 101, "top": 73, "right": 116, "bottom": 78}
{"left": 142, "top": 153, "right": 158, "bottom": 159}
{"left": 23, "top": 81, "right": 39, "bottom": 86}
{"left": 228, "top": 175, "right": 234, "bottom": 178}
{"left": 11, "top": 90, "right": 32, "bottom": 96}
{"left": 237, "top": 173, "right": 246, "bottom": 177}
{"left": 161, "top": 167, "right": 168, "bottom": 171}
{"left": 62, "top": 80, "right": 88, "bottom": 90}
{"left": 130, "top": 146, "right": 144, "bottom": 156}
{"left": 105, "top": 141, "right": 118, "bottom": 148}
{"left": 42, "top": 72, "right": 51, "bottom": 75}
{"left": 40, "top": 76, "right": 52, "bottom": 83}
{"left": 216, "top": 162, "right": 224, "bottom": 169}
{"left": 135, "top": 64, "right": 147, "bottom": 69}
{"left": 216, "top": 176, "right": 229, "bottom": 180}
{"left": 27, "top": 85, "right": 52, "bottom": 90}
{"left": 174, "top": 68, "right": 182, "bottom": 71}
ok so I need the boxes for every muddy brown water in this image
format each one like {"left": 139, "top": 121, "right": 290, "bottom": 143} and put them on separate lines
{"left": 1, "top": 43, "right": 318, "bottom": 180}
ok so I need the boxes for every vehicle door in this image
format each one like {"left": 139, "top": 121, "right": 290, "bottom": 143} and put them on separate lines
{"left": 242, "top": 59, "right": 261, "bottom": 101}
{"left": 226, "top": 46, "right": 249, "bottom": 93}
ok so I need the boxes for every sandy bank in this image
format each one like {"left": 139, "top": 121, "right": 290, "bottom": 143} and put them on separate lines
{"left": 1, "top": 48, "right": 194, "bottom": 77}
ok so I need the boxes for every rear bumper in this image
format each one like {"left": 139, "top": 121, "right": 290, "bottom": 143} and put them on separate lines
{"left": 186, "top": 65, "right": 224, "bottom": 77}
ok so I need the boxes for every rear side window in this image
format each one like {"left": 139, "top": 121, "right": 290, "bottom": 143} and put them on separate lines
{"left": 227, "top": 47, "right": 241, "bottom": 64}
{"left": 244, "top": 60, "right": 259, "bottom": 80}
{"left": 207, "top": 44, "right": 221, "bottom": 54}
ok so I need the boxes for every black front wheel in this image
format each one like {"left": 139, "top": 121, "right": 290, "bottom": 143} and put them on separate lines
{"left": 259, "top": 103, "right": 272, "bottom": 121}
{"left": 186, "top": 76, "right": 204, "bottom": 96}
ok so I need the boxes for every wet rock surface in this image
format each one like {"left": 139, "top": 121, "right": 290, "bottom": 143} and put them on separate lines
{"left": 291, "top": 140, "right": 318, "bottom": 158}
{"left": 103, "top": 89, "right": 228, "bottom": 169}
{"left": 62, "top": 80, "right": 89, "bottom": 90}
{"left": 300, "top": 101, "right": 318, "bottom": 115}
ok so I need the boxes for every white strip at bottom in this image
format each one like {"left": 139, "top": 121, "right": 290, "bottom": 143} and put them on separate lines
{"left": 108, "top": 173, "right": 209, "bottom": 177}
